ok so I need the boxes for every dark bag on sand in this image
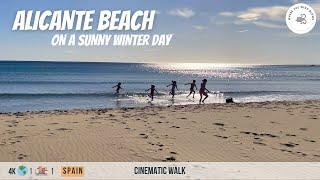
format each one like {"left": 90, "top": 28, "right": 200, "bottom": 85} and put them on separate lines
{"left": 226, "top": 97, "right": 234, "bottom": 103}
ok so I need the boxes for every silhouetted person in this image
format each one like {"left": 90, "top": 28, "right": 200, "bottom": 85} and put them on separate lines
{"left": 185, "top": 80, "right": 197, "bottom": 98}
{"left": 112, "top": 82, "right": 123, "bottom": 94}
{"left": 167, "top": 81, "right": 178, "bottom": 98}
{"left": 199, "top": 79, "right": 210, "bottom": 103}
{"left": 146, "top": 85, "right": 158, "bottom": 101}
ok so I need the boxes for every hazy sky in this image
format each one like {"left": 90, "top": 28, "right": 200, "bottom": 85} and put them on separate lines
{"left": 0, "top": 0, "right": 319, "bottom": 64}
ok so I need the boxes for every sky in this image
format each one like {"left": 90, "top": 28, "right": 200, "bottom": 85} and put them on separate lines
{"left": 0, "top": 0, "right": 319, "bottom": 64}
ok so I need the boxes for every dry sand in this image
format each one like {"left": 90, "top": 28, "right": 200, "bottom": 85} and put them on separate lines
{"left": 0, "top": 100, "right": 319, "bottom": 162}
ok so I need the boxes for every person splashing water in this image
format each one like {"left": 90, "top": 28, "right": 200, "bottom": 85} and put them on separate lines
{"left": 112, "top": 82, "right": 123, "bottom": 94}
{"left": 146, "top": 85, "right": 158, "bottom": 101}
{"left": 199, "top": 79, "right": 211, "bottom": 103}
{"left": 185, "top": 80, "right": 197, "bottom": 98}
{"left": 166, "top": 81, "right": 178, "bottom": 99}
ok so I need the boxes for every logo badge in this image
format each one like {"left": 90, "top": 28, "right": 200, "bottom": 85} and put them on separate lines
{"left": 286, "top": 3, "right": 317, "bottom": 34}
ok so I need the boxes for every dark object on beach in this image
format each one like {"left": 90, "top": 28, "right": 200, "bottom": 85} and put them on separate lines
{"left": 165, "top": 156, "right": 176, "bottom": 161}
{"left": 226, "top": 97, "right": 234, "bottom": 103}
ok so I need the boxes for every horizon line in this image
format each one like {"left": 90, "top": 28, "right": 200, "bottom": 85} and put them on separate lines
{"left": 0, "top": 59, "right": 319, "bottom": 66}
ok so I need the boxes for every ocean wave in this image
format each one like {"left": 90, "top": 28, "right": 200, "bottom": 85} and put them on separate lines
{"left": 0, "top": 92, "right": 168, "bottom": 98}
{"left": 0, "top": 90, "right": 298, "bottom": 98}
{"left": 0, "top": 81, "right": 153, "bottom": 85}
{"left": 222, "top": 90, "right": 296, "bottom": 95}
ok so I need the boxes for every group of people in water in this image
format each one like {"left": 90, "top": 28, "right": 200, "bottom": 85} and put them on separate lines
{"left": 112, "top": 79, "right": 211, "bottom": 103}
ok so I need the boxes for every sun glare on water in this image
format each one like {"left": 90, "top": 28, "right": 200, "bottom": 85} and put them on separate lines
{"left": 143, "top": 63, "right": 262, "bottom": 80}
{"left": 150, "top": 63, "right": 251, "bottom": 71}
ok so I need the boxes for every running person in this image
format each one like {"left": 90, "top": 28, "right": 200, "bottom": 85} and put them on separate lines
{"left": 146, "top": 85, "right": 158, "bottom": 101}
{"left": 166, "top": 81, "right": 178, "bottom": 98}
{"left": 112, "top": 82, "right": 123, "bottom": 94}
{"left": 185, "top": 80, "right": 197, "bottom": 98}
{"left": 199, "top": 79, "right": 210, "bottom": 103}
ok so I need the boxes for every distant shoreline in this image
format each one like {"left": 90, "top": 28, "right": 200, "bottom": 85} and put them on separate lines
{"left": 1, "top": 99, "right": 319, "bottom": 114}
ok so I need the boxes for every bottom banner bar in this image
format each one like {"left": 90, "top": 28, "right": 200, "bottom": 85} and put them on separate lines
{"left": 0, "top": 162, "right": 319, "bottom": 179}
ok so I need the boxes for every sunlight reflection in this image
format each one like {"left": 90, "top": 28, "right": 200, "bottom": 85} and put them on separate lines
{"left": 143, "top": 63, "right": 262, "bottom": 80}
{"left": 149, "top": 63, "right": 253, "bottom": 70}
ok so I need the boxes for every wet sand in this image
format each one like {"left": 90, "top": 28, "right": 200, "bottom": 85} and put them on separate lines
{"left": 0, "top": 100, "right": 319, "bottom": 162}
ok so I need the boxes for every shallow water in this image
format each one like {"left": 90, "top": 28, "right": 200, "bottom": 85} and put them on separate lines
{"left": 0, "top": 61, "right": 319, "bottom": 112}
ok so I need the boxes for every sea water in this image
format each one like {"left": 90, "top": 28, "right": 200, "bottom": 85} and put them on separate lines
{"left": 0, "top": 61, "right": 319, "bottom": 112}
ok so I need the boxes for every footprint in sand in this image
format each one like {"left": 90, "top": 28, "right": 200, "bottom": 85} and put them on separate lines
{"left": 270, "top": 121, "right": 280, "bottom": 124}
{"left": 240, "top": 131, "right": 251, "bottom": 135}
{"left": 157, "top": 144, "right": 164, "bottom": 147}
{"left": 17, "top": 153, "right": 27, "bottom": 160}
{"left": 14, "top": 135, "right": 25, "bottom": 139}
{"left": 170, "top": 126, "right": 180, "bottom": 129}
{"left": 260, "top": 133, "right": 278, "bottom": 138}
{"left": 47, "top": 132, "right": 55, "bottom": 136}
{"left": 56, "top": 128, "right": 72, "bottom": 131}
{"left": 309, "top": 116, "right": 318, "bottom": 120}
{"left": 89, "top": 121, "right": 102, "bottom": 124}
{"left": 24, "top": 124, "right": 37, "bottom": 127}
{"left": 295, "top": 151, "right": 307, "bottom": 156}
{"left": 303, "top": 139, "right": 316, "bottom": 143}
{"left": 253, "top": 141, "right": 266, "bottom": 146}
{"left": 214, "top": 134, "right": 228, "bottom": 139}
{"left": 164, "top": 156, "right": 176, "bottom": 162}
{"left": 240, "top": 131, "right": 278, "bottom": 138}
{"left": 279, "top": 149, "right": 293, "bottom": 153}
{"left": 139, "top": 133, "right": 148, "bottom": 139}
{"left": 280, "top": 142, "right": 299, "bottom": 148}
{"left": 213, "top": 123, "right": 224, "bottom": 127}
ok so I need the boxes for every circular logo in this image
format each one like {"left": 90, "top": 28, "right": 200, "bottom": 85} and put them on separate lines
{"left": 17, "top": 165, "right": 28, "bottom": 176}
{"left": 286, "top": 3, "right": 317, "bottom": 34}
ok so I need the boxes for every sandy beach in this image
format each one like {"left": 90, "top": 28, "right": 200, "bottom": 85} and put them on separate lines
{"left": 0, "top": 100, "right": 319, "bottom": 162}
